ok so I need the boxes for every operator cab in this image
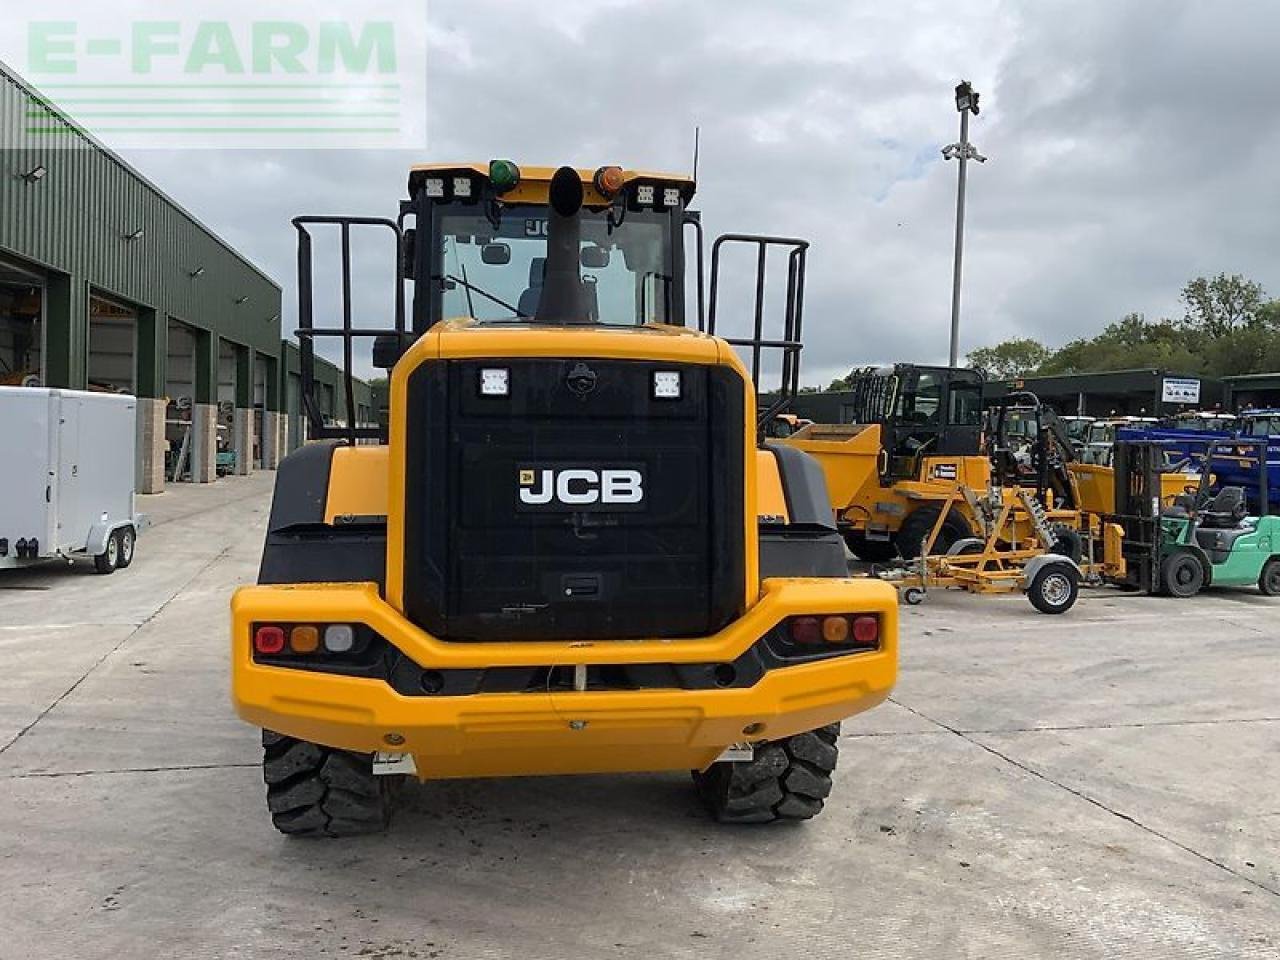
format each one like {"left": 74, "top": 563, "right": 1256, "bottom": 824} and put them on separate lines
{"left": 410, "top": 164, "right": 691, "bottom": 332}
{"left": 841, "top": 364, "right": 985, "bottom": 480}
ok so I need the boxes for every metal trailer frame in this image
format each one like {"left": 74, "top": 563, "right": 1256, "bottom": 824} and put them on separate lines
{"left": 877, "top": 487, "right": 1125, "bottom": 613}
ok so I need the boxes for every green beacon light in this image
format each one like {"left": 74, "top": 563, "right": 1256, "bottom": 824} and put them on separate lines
{"left": 489, "top": 159, "right": 521, "bottom": 193}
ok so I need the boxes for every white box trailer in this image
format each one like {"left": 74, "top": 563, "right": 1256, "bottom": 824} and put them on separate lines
{"left": 0, "top": 386, "right": 144, "bottom": 573}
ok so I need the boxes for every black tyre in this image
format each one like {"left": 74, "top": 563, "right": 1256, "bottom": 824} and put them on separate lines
{"left": 843, "top": 533, "right": 898, "bottom": 563}
{"left": 1160, "top": 550, "right": 1204, "bottom": 599}
{"left": 262, "top": 730, "right": 401, "bottom": 837}
{"left": 1049, "top": 526, "right": 1083, "bottom": 563}
{"left": 93, "top": 534, "right": 119, "bottom": 574}
{"left": 1026, "top": 561, "right": 1080, "bottom": 615}
{"left": 1258, "top": 558, "right": 1280, "bottom": 596}
{"left": 896, "top": 507, "right": 972, "bottom": 560}
{"left": 902, "top": 587, "right": 926, "bottom": 606}
{"left": 115, "top": 527, "right": 136, "bottom": 569}
{"left": 693, "top": 724, "right": 839, "bottom": 823}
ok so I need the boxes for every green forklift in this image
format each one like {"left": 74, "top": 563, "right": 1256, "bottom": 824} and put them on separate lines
{"left": 1110, "top": 440, "right": 1280, "bottom": 597}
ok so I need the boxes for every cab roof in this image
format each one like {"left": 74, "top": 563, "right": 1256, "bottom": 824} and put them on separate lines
{"left": 407, "top": 162, "right": 696, "bottom": 207}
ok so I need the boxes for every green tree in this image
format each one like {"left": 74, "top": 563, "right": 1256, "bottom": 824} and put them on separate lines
{"left": 1179, "top": 273, "right": 1266, "bottom": 338}
{"left": 1035, "top": 314, "right": 1203, "bottom": 375}
{"left": 963, "top": 275, "right": 1278, "bottom": 383}
{"left": 965, "top": 338, "right": 1052, "bottom": 379}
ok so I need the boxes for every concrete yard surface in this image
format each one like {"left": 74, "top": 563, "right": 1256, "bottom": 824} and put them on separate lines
{"left": 0, "top": 474, "right": 1277, "bottom": 959}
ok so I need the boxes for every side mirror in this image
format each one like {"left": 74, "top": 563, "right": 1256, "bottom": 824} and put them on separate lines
{"left": 481, "top": 243, "right": 511, "bottom": 265}
{"left": 402, "top": 229, "right": 416, "bottom": 280}
{"left": 373, "top": 334, "right": 409, "bottom": 371}
{"left": 580, "top": 245, "right": 610, "bottom": 269}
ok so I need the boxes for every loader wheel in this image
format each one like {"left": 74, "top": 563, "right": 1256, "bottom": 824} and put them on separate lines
{"left": 262, "top": 730, "right": 401, "bottom": 837}
{"left": 1258, "top": 558, "right": 1280, "bottom": 596}
{"left": 896, "top": 508, "right": 971, "bottom": 560}
{"left": 843, "top": 533, "right": 898, "bottom": 563}
{"left": 1160, "top": 550, "right": 1204, "bottom": 599}
{"left": 693, "top": 724, "right": 839, "bottom": 823}
{"left": 93, "top": 534, "right": 119, "bottom": 574}
{"left": 1026, "top": 561, "right": 1079, "bottom": 615}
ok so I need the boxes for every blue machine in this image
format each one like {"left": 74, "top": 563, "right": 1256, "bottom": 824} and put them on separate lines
{"left": 1117, "top": 410, "right": 1279, "bottom": 512}
{"left": 1115, "top": 413, "right": 1235, "bottom": 467}
{"left": 1212, "top": 411, "right": 1280, "bottom": 513}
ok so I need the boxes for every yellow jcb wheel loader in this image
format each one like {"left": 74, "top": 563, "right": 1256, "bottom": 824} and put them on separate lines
{"left": 230, "top": 161, "right": 898, "bottom": 835}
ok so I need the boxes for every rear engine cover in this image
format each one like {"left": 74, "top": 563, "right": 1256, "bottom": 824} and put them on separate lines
{"left": 403, "top": 358, "right": 745, "bottom": 640}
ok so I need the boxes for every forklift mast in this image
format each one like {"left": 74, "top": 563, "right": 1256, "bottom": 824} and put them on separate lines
{"left": 985, "top": 391, "right": 1079, "bottom": 510}
{"left": 1110, "top": 440, "right": 1168, "bottom": 592}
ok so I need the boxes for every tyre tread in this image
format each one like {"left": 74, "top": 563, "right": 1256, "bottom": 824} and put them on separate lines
{"left": 260, "top": 730, "right": 396, "bottom": 837}
{"left": 693, "top": 723, "right": 840, "bottom": 824}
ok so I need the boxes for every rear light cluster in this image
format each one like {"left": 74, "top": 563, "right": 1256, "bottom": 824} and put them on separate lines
{"left": 253, "top": 623, "right": 357, "bottom": 657}
{"left": 786, "top": 614, "right": 880, "bottom": 651}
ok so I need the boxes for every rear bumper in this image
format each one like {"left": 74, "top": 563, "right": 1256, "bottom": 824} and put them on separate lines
{"left": 230, "top": 577, "right": 898, "bottom": 778}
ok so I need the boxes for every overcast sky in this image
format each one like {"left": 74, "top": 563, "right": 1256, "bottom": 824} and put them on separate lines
{"left": 106, "top": 0, "right": 1280, "bottom": 388}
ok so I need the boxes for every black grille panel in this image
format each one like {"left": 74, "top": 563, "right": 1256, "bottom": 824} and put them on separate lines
{"left": 403, "top": 357, "right": 746, "bottom": 640}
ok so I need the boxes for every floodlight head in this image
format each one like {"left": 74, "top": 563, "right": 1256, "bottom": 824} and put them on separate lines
{"left": 955, "top": 81, "right": 980, "bottom": 114}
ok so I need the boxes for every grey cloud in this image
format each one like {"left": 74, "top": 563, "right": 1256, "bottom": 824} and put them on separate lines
{"left": 111, "top": 0, "right": 1280, "bottom": 388}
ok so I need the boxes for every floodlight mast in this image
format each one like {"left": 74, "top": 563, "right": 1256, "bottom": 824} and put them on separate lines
{"left": 945, "top": 80, "right": 984, "bottom": 368}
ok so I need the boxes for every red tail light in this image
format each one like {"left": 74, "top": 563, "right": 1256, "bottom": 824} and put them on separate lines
{"left": 851, "top": 615, "right": 879, "bottom": 647}
{"left": 789, "top": 617, "right": 822, "bottom": 645}
{"left": 254, "top": 625, "right": 285, "bottom": 654}
{"left": 785, "top": 615, "right": 880, "bottom": 651}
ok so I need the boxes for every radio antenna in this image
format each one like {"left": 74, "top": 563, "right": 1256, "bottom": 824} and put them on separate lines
{"left": 692, "top": 125, "right": 700, "bottom": 182}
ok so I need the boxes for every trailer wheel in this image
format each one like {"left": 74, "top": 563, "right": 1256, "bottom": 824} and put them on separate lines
{"left": 115, "top": 527, "right": 136, "bottom": 569}
{"left": 1160, "top": 550, "right": 1204, "bottom": 599}
{"left": 262, "top": 730, "right": 401, "bottom": 837}
{"left": 693, "top": 724, "right": 839, "bottom": 823}
{"left": 1027, "top": 561, "right": 1079, "bottom": 614}
{"left": 1258, "top": 558, "right": 1280, "bottom": 596}
{"left": 902, "top": 587, "right": 926, "bottom": 606}
{"left": 93, "top": 534, "right": 119, "bottom": 575}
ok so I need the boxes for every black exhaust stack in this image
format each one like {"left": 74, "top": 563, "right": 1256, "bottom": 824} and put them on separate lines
{"left": 535, "top": 166, "right": 588, "bottom": 325}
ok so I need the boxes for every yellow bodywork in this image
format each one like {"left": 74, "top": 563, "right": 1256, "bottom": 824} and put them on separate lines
{"left": 408, "top": 162, "right": 696, "bottom": 208}
{"left": 232, "top": 578, "right": 897, "bottom": 778}
{"left": 784, "top": 424, "right": 1038, "bottom": 538}
{"left": 325, "top": 446, "right": 390, "bottom": 522}
{"left": 233, "top": 319, "right": 898, "bottom": 779}
{"left": 1069, "top": 461, "right": 1201, "bottom": 515}
{"left": 755, "top": 450, "right": 790, "bottom": 523}
{"left": 786, "top": 423, "right": 1198, "bottom": 542}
